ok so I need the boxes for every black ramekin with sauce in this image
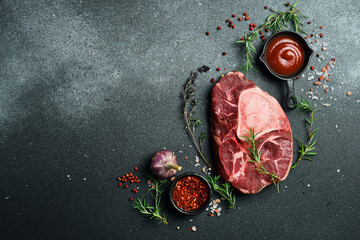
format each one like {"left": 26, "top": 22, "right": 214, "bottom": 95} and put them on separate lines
{"left": 169, "top": 172, "right": 211, "bottom": 215}
{"left": 260, "top": 30, "right": 313, "bottom": 109}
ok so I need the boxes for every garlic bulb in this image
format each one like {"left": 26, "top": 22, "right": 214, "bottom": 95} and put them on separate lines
{"left": 150, "top": 150, "right": 182, "bottom": 179}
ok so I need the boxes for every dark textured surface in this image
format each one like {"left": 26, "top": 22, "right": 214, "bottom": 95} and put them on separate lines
{"left": 1, "top": 0, "right": 359, "bottom": 239}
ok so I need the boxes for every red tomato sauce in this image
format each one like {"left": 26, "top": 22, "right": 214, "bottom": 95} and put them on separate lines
{"left": 266, "top": 36, "right": 304, "bottom": 76}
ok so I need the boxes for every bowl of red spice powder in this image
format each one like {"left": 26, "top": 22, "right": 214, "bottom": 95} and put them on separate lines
{"left": 169, "top": 172, "right": 211, "bottom": 215}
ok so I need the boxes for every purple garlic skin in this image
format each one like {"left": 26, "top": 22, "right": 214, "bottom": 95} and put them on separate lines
{"left": 150, "top": 149, "right": 182, "bottom": 179}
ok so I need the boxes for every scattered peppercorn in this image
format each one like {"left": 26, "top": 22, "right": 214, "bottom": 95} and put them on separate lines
{"left": 210, "top": 78, "right": 215, "bottom": 83}
{"left": 265, "top": 28, "right": 269, "bottom": 32}
{"left": 320, "top": 25, "right": 324, "bottom": 29}
{"left": 264, "top": 6, "right": 268, "bottom": 9}
{"left": 225, "top": 19, "right": 230, "bottom": 23}
{"left": 238, "top": 17, "right": 242, "bottom": 21}
{"left": 253, "top": 23, "right": 257, "bottom": 27}
{"left": 250, "top": 23, "right": 253, "bottom": 27}
{"left": 260, "top": 35, "right": 265, "bottom": 38}
{"left": 249, "top": 27, "right": 254, "bottom": 31}
{"left": 243, "top": 12, "right": 248, "bottom": 16}
{"left": 217, "top": 26, "right": 221, "bottom": 30}
{"left": 285, "top": 2, "right": 291, "bottom": 6}
{"left": 324, "top": 89, "right": 328, "bottom": 93}
{"left": 222, "top": 52, "right": 226, "bottom": 56}
{"left": 229, "top": 21, "right": 233, "bottom": 24}
{"left": 259, "top": 31, "right": 263, "bottom": 34}
{"left": 319, "top": 33, "right": 323, "bottom": 38}
{"left": 232, "top": 25, "right": 236, "bottom": 29}
{"left": 129, "top": 197, "right": 133, "bottom": 201}
{"left": 216, "top": 67, "right": 221, "bottom": 71}
{"left": 118, "top": 183, "right": 122, "bottom": 187}
{"left": 117, "top": 177, "right": 121, "bottom": 181}
{"left": 346, "top": 91, "right": 352, "bottom": 96}
{"left": 245, "top": 16, "right": 250, "bottom": 20}
{"left": 307, "top": 21, "right": 311, "bottom": 24}
{"left": 310, "top": 66, "right": 315, "bottom": 70}
{"left": 240, "top": 37, "right": 244, "bottom": 40}
{"left": 262, "top": 38, "right": 266, "bottom": 42}
{"left": 124, "top": 184, "right": 128, "bottom": 188}
{"left": 205, "top": 32, "right": 209, "bottom": 36}
{"left": 232, "top": 14, "right": 236, "bottom": 17}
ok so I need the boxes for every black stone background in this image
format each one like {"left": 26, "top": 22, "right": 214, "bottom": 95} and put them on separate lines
{"left": 1, "top": 0, "right": 359, "bottom": 239}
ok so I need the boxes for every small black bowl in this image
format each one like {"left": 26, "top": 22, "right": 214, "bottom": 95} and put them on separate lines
{"left": 169, "top": 172, "right": 211, "bottom": 215}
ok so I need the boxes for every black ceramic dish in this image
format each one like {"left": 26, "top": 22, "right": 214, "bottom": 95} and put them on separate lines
{"left": 169, "top": 172, "right": 211, "bottom": 215}
{"left": 260, "top": 30, "right": 314, "bottom": 110}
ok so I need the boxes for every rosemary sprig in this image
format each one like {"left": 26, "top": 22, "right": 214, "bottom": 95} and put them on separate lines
{"left": 291, "top": 96, "right": 319, "bottom": 169}
{"left": 183, "top": 71, "right": 212, "bottom": 169}
{"left": 132, "top": 177, "right": 168, "bottom": 225}
{"left": 235, "top": 1, "right": 308, "bottom": 74}
{"left": 208, "top": 175, "right": 236, "bottom": 209}
{"left": 241, "top": 128, "right": 281, "bottom": 192}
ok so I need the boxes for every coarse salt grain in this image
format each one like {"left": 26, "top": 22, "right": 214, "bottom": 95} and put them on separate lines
{"left": 194, "top": 163, "right": 200, "bottom": 167}
{"left": 195, "top": 156, "right": 199, "bottom": 163}
{"left": 337, "top": 169, "right": 340, "bottom": 172}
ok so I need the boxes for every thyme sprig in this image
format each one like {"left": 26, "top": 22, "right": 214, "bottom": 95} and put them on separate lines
{"left": 208, "top": 175, "right": 236, "bottom": 209}
{"left": 132, "top": 176, "right": 168, "bottom": 225}
{"left": 291, "top": 96, "right": 320, "bottom": 169}
{"left": 235, "top": 1, "right": 308, "bottom": 74}
{"left": 183, "top": 71, "right": 212, "bottom": 169}
{"left": 241, "top": 128, "right": 281, "bottom": 192}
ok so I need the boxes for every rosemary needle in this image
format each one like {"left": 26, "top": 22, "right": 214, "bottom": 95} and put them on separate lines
{"left": 208, "top": 175, "right": 236, "bottom": 209}
{"left": 291, "top": 96, "right": 320, "bottom": 169}
{"left": 241, "top": 128, "right": 281, "bottom": 193}
{"left": 132, "top": 177, "right": 168, "bottom": 225}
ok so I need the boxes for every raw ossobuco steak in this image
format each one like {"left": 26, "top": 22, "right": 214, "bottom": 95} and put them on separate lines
{"left": 210, "top": 72, "right": 293, "bottom": 194}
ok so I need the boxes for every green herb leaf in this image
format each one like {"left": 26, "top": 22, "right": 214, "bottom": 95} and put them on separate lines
{"left": 240, "top": 128, "right": 281, "bottom": 192}
{"left": 208, "top": 175, "right": 236, "bottom": 209}
{"left": 291, "top": 96, "right": 320, "bottom": 169}
{"left": 132, "top": 177, "right": 168, "bottom": 225}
